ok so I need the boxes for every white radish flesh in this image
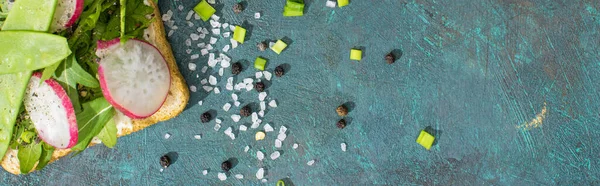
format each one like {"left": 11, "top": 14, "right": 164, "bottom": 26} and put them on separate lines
{"left": 96, "top": 38, "right": 170, "bottom": 119}
{"left": 50, "top": 0, "right": 84, "bottom": 32}
{"left": 24, "top": 73, "right": 78, "bottom": 149}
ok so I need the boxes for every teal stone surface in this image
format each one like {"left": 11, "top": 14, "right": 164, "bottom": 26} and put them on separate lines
{"left": 2, "top": 0, "right": 600, "bottom": 185}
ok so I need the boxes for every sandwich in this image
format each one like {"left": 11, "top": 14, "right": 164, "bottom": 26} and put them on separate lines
{"left": 0, "top": 0, "right": 189, "bottom": 174}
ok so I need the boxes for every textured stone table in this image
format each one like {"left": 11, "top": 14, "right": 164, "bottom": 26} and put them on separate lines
{"left": 2, "top": 0, "right": 599, "bottom": 185}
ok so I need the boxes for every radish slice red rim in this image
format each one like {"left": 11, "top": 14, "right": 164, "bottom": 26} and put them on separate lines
{"left": 24, "top": 73, "right": 78, "bottom": 149}
{"left": 50, "top": 0, "right": 84, "bottom": 32}
{"left": 96, "top": 38, "right": 171, "bottom": 119}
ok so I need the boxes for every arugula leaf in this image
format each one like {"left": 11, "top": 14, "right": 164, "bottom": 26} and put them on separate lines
{"left": 55, "top": 54, "right": 99, "bottom": 88}
{"left": 96, "top": 118, "right": 117, "bottom": 148}
{"left": 35, "top": 143, "right": 54, "bottom": 170}
{"left": 71, "top": 97, "right": 115, "bottom": 152}
{"left": 40, "top": 62, "right": 61, "bottom": 82}
{"left": 17, "top": 142, "right": 42, "bottom": 174}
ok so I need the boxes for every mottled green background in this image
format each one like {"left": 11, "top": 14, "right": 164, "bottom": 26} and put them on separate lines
{"left": 2, "top": 0, "right": 600, "bottom": 185}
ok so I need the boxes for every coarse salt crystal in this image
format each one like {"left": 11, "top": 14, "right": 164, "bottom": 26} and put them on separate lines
{"left": 199, "top": 33, "right": 206, "bottom": 39}
{"left": 214, "top": 124, "right": 221, "bottom": 131}
{"left": 214, "top": 87, "right": 220, "bottom": 94}
{"left": 307, "top": 160, "right": 315, "bottom": 166}
{"left": 264, "top": 123, "right": 274, "bottom": 132}
{"left": 251, "top": 121, "right": 260, "bottom": 129}
{"left": 235, "top": 174, "right": 244, "bottom": 179}
{"left": 226, "top": 84, "right": 233, "bottom": 90}
{"left": 203, "top": 86, "right": 213, "bottom": 92}
{"left": 326, "top": 0, "right": 336, "bottom": 8}
{"left": 223, "top": 103, "right": 231, "bottom": 111}
{"left": 260, "top": 101, "right": 266, "bottom": 111}
{"left": 230, "top": 25, "right": 236, "bottom": 31}
{"left": 210, "top": 20, "right": 220, "bottom": 28}
{"left": 191, "top": 33, "right": 200, "bottom": 40}
{"left": 279, "top": 126, "right": 287, "bottom": 134}
{"left": 164, "top": 133, "right": 171, "bottom": 139}
{"left": 201, "top": 49, "right": 209, "bottom": 56}
{"left": 218, "top": 172, "right": 227, "bottom": 181}
{"left": 223, "top": 45, "right": 230, "bottom": 52}
{"left": 230, "top": 39, "right": 238, "bottom": 48}
{"left": 222, "top": 23, "right": 229, "bottom": 29}
{"left": 243, "top": 78, "right": 253, "bottom": 84}
{"left": 202, "top": 28, "right": 209, "bottom": 34}
{"left": 256, "top": 168, "right": 264, "bottom": 179}
{"left": 275, "top": 139, "right": 282, "bottom": 148}
{"left": 223, "top": 32, "right": 230, "bottom": 38}
{"left": 185, "top": 39, "right": 191, "bottom": 46}
{"left": 224, "top": 127, "right": 233, "bottom": 135}
{"left": 194, "top": 134, "right": 202, "bottom": 139}
{"left": 251, "top": 112, "right": 258, "bottom": 122}
{"left": 188, "top": 63, "right": 197, "bottom": 71}
{"left": 245, "top": 83, "right": 254, "bottom": 91}
{"left": 177, "top": 5, "right": 183, "bottom": 11}
{"left": 201, "top": 78, "right": 208, "bottom": 85}
{"left": 269, "top": 42, "right": 275, "bottom": 48}
{"left": 255, "top": 12, "right": 261, "bottom": 19}
{"left": 194, "top": 13, "right": 201, "bottom": 20}
{"left": 277, "top": 133, "right": 287, "bottom": 141}
{"left": 269, "top": 100, "right": 278, "bottom": 108}
{"left": 191, "top": 54, "right": 199, "bottom": 59}
{"left": 263, "top": 71, "right": 272, "bottom": 81}
{"left": 168, "top": 30, "right": 174, "bottom": 37}
{"left": 216, "top": 118, "right": 222, "bottom": 124}
{"left": 206, "top": 44, "right": 213, "bottom": 50}
{"left": 187, "top": 22, "right": 194, "bottom": 27}
{"left": 255, "top": 72, "right": 263, "bottom": 79}
{"left": 209, "top": 75, "right": 217, "bottom": 85}
{"left": 270, "top": 151, "right": 280, "bottom": 160}
{"left": 234, "top": 101, "right": 240, "bottom": 107}
{"left": 211, "top": 14, "right": 220, "bottom": 21}
{"left": 258, "top": 92, "right": 267, "bottom": 101}
{"left": 212, "top": 29, "right": 221, "bottom": 35}
{"left": 341, "top": 143, "right": 347, "bottom": 152}
{"left": 221, "top": 60, "right": 230, "bottom": 68}
{"left": 219, "top": 68, "right": 224, "bottom": 76}
{"left": 257, "top": 151, "right": 264, "bottom": 161}
{"left": 198, "top": 100, "right": 203, "bottom": 105}
{"left": 201, "top": 66, "right": 208, "bottom": 73}
{"left": 239, "top": 125, "right": 247, "bottom": 131}
{"left": 186, "top": 49, "right": 192, "bottom": 54}
{"left": 208, "top": 59, "right": 217, "bottom": 67}
{"left": 292, "top": 143, "right": 298, "bottom": 149}
{"left": 190, "top": 85, "right": 197, "bottom": 92}
{"left": 202, "top": 169, "right": 208, "bottom": 175}
{"left": 244, "top": 145, "right": 250, "bottom": 152}
{"left": 231, "top": 115, "right": 241, "bottom": 122}
{"left": 228, "top": 77, "right": 234, "bottom": 84}
{"left": 258, "top": 110, "right": 264, "bottom": 117}
{"left": 210, "top": 37, "right": 217, "bottom": 44}
{"left": 162, "top": 11, "right": 172, "bottom": 21}
{"left": 262, "top": 179, "right": 268, "bottom": 183}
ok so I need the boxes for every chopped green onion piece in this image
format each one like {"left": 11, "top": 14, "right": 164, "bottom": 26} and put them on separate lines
{"left": 270, "top": 40, "right": 288, "bottom": 54}
{"left": 254, "top": 57, "right": 267, "bottom": 71}
{"left": 286, "top": 1, "right": 304, "bottom": 9}
{"left": 350, "top": 49, "right": 362, "bottom": 61}
{"left": 338, "top": 0, "right": 349, "bottom": 7}
{"left": 283, "top": 0, "right": 304, "bottom": 17}
{"left": 283, "top": 6, "right": 303, "bottom": 17}
{"left": 233, "top": 26, "right": 246, "bottom": 44}
{"left": 193, "top": 0, "right": 216, "bottom": 22}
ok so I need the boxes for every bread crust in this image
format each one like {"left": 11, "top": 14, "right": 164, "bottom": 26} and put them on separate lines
{"left": 1, "top": 0, "right": 189, "bottom": 174}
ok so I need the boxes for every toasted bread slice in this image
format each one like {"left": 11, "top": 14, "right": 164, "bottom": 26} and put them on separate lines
{"left": 1, "top": 0, "right": 189, "bottom": 174}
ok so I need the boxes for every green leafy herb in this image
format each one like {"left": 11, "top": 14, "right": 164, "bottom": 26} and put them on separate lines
{"left": 40, "top": 62, "right": 61, "bottom": 82}
{"left": 96, "top": 118, "right": 117, "bottom": 148}
{"left": 71, "top": 97, "right": 115, "bottom": 152}
{"left": 55, "top": 54, "right": 100, "bottom": 89}
{"left": 17, "top": 142, "right": 42, "bottom": 173}
{"left": 35, "top": 143, "right": 54, "bottom": 170}
{"left": 120, "top": 0, "right": 126, "bottom": 40}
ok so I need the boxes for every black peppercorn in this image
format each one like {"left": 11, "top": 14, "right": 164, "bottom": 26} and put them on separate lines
{"left": 231, "top": 62, "right": 242, "bottom": 75}
{"left": 201, "top": 112, "right": 212, "bottom": 123}
{"left": 255, "top": 82, "right": 265, "bottom": 92}
{"left": 221, "top": 160, "right": 233, "bottom": 172}
{"left": 385, "top": 53, "right": 395, "bottom": 64}
{"left": 337, "top": 119, "right": 347, "bottom": 129}
{"left": 257, "top": 42, "right": 267, "bottom": 51}
{"left": 240, "top": 105, "right": 252, "bottom": 117}
{"left": 274, "top": 65, "right": 285, "bottom": 77}
{"left": 160, "top": 155, "right": 171, "bottom": 168}
{"left": 336, "top": 105, "right": 348, "bottom": 117}
{"left": 233, "top": 3, "right": 243, "bottom": 14}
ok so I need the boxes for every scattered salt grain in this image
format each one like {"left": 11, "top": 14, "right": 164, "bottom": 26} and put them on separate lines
{"left": 231, "top": 115, "right": 241, "bottom": 122}
{"left": 202, "top": 169, "right": 208, "bottom": 175}
{"left": 277, "top": 133, "right": 287, "bottom": 141}
{"left": 203, "top": 86, "right": 213, "bottom": 92}
{"left": 224, "top": 127, "right": 233, "bottom": 135}
{"left": 258, "top": 92, "right": 267, "bottom": 101}
{"left": 212, "top": 29, "right": 221, "bottom": 35}
{"left": 269, "top": 100, "right": 278, "bottom": 108}
{"left": 235, "top": 174, "right": 244, "bottom": 179}
{"left": 188, "top": 63, "right": 197, "bottom": 71}
{"left": 209, "top": 75, "right": 217, "bottom": 85}
{"left": 206, "top": 44, "right": 214, "bottom": 50}
{"left": 211, "top": 14, "right": 220, "bottom": 21}
{"left": 177, "top": 5, "right": 183, "bottom": 11}
{"left": 239, "top": 125, "right": 247, "bottom": 131}
{"left": 187, "top": 22, "right": 194, "bottom": 27}
{"left": 208, "top": 59, "right": 217, "bottom": 67}
{"left": 251, "top": 112, "right": 259, "bottom": 122}
{"left": 263, "top": 71, "right": 272, "bottom": 81}
{"left": 255, "top": 72, "right": 263, "bottom": 79}
{"left": 250, "top": 121, "right": 260, "bottom": 129}
{"left": 279, "top": 126, "right": 287, "bottom": 134}
{"left": 216, "top": 118, "right": 222, "bottom": 124}
{"left": 201, "top": 78, "right": 208, "bottom": 85}
{"left": 341, "top": 142, "right": 347, "bottom": 152}
{"left": 218, "top": 68, "right": 224, "bottom": 76}
{"left": 194, "top": 13, "right": 201, "bottom": 20}
{"left": 275, "top": 139, "right": 282, "bottom": 148}
{"left": 223, "top": 45, "right": 230, "bottom": 52}
{"left": 260, "top": 101, "right": 266, "bottom": 111}
{"left": 270, "top": 151, "right": 280, "bottom": 160}
{"left": 234, "top": 101, "right": 241, "bottom": 107}
{"left": 218, "top": 172, "right": 227, "bottom": 181}
{"left": 226, "top": 84, "right": 233, "bottom": 90}
{"left": 222, "top": 23, "right": 229, "bottom": 29}
{"left": 201, "top": 49, "right": 209, "bottom": 56}
{"left": 214, "top": 124, "right": 221, "bottom": 131}
{"left": 244, "top": 145, "right": 250, "bottom": 152}
{"left": 223, "top": 103, "right": 231, "bottom": 112}
{"left": 307, "top": 160, "right": 315, "bottom": 166}
{"left": 164, "top": 133, "right": 171, "bottom": 139}
{"left": 190, "top": 33, "right": 200, "bottom": 40}
{"left": 210, "top": 20, "right": 220, "bottom": 28}
{"left": 292, "top": 143, "right": 299, "bottom": 149}
{"left": 194, "top": 134, "right": 202, "bottom": 139}
{"left": 269, "top": 42, "right": 275, "bottom": 48}
{"left": 185, "top": 39, "right": 191, "bottom": 46}
{"left": 245, "top": 83, "right": 254, "bottom": 91}
{"left": 232, "top": 93, "right": 238, "bottom": 101}
{"left": 257, "top": 151, "right": 264, "bottom": 161}
{"left": 264, "top": 124, "right": 274, "bottom": 132}
{"left": 207, "top": 0, "right": 215, "bottom": 4}
{"left": 198, "top": 100, "right": 203, "bottom": 105}
{"left": 223, "top": 32, "right": 230, "bottom": 38}
{"left": 254, "top": 12, "right": 261, "bottom": 19}
{"left": 162, "top": 10, "right": 173, "bottom": 21}
{"left": 256, "top": 168, "right": 265, "bottom": 179}
{"left": 214, "top": 87, "right": 220, "bottom": 94}
{"left": 243, "top": 78, "right": 254, "bottom": 84}
{"left": 262, "top": 179, "right": 268, "bottom": 183}
{"left": 326, "top": 0, "right": 336, "bottom": 8}
{"left": 230, "top": 25, "right": 236, "bottom": 31}
{"left": 210, "top": 37, "right": 217, "bottom": 44}
{"left": 186, "top": 49, "right": 192, "bottom": 54}
{"left": 258, "top": 110, "right": 264, "bottom": 117}
{"left": 168, "top": 30, "right": 174, "bottom": 37}
{"left": 230, "top": 39, "right": 238, "bottom": 48}
{"left": 189, "top": 85, "right": 197, "bottom": 92}
{"left": 190, "top": 54, "right": 199, "bottom": 59}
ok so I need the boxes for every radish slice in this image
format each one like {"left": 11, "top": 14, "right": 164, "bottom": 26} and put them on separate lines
{"left": 50, "top": 0, "right": 84, "bottom": 32}
{"left": 96, "top": 38, "right": 171, "bottom": 119}
{"left": 24, "top": 73, "right": 78, "bottom": 149}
